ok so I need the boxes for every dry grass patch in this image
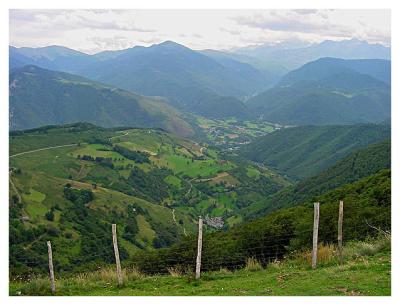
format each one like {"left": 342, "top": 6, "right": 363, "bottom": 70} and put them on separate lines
{"left": 245, "top": 257, "right": 263, "bottom": 271}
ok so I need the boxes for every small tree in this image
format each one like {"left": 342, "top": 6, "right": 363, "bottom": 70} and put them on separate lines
{"left": 45, "top": 209, "right": 55, "bottom": 221}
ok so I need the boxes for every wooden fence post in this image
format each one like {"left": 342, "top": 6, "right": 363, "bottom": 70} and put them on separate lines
{"left": 312, "top": 202, "right": 320, "bottom": 269}
{"left": 195, "top": 217, "right": 203, "bottom": 279}
{"left": 338, "top": 200, "right": 344, "bottom": 264}
{"left": 47, "top": 241, "right": 56, "bottom": 294}
{"left": 112, "top": 224, "right": 123, "bottom": 285}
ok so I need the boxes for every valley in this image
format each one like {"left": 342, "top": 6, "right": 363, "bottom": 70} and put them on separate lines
{"left": 7, "top": 19, "right": 392, "bottom": 297}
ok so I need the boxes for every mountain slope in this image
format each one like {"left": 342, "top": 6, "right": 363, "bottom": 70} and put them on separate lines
{"left": 240, "top": 124, "right": 390, "bottom": 180}
{"left": 9, "top": 65, "right": 194, "bottom": 137}
{"left": 200, "top": 49, "right": 282, "bottom": 90}
{"left": 247, "top": 58, "right": 391, "bottom": 125}
{"left": 132, "top": 168, "right": 390, "bottom": 276}
{"left": 77, "top": 41, "right": 263, "bottom": 107}
{"left": 9, "top": 123, "right": 289, "bottom": 275}
{"left": 241, "top": 139, "right": 390, "bottom": 219}
{"left": 279, "top": 57, "right": 391, "bottom": 86}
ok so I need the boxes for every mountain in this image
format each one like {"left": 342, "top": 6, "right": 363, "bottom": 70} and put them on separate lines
{"left": 279, "top": 57, "right": 391, "bottom": 85}
{"left": 9, "top": 65, "right": 194, "bottom": 137}
{"left": 234, "top": 39, "right": 391, "bottom": 70}
{"left": 10, "top": 42, "right": 271, "bottom": 119}
{"left": 77, "top": 41, "right": 265, "bottom": 107}
{"left": 9, "top": 45, "right": 98, "bottom": 73}
{"left": 247, "top": 58, "right": 391, "bottom": 125}
{"left": 200, "top": 49, "right": 283, "bottom": 90}
{"left": 239, "top": 124, "right": 390, "bottom": 180}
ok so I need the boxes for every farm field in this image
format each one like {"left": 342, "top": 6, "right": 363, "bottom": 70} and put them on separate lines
{"left": 195, "top": 116, "right": 282, "bottom": 150}
{"left": 9, "top": 123, "right": 289, "bottom": 276}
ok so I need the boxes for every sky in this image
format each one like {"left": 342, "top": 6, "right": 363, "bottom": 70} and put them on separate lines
{"left": 9, "top": 9, "right": 391, "bottom": 54}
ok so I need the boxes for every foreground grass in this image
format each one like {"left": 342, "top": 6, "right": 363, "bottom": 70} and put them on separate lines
{"left": 10, "top": 243, "right": 390, "bottom": 296}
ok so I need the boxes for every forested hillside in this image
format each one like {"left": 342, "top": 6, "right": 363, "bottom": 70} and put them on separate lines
{"left": 240, "top": 140, "right": 391, "bottom": 220}
{"left": 240, "top": 124, "right": 390, "bottom": 180}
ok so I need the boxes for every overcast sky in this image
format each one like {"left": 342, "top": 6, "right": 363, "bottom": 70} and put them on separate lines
{"left": 9, "top": 9, "right": 390, "bottom": 54}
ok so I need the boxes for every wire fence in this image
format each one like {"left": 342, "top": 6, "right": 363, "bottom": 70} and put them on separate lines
{"left": 10, "top": 200, "right": 391, "bottom": 293}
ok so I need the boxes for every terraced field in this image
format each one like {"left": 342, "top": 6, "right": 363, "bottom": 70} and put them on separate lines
{"left": 9, "top": 123, "right": 289, "bottom": 275}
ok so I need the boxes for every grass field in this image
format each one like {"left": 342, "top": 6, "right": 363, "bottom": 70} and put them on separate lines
{"left": 10, "top": 239, "right": 390, "bottom": 296}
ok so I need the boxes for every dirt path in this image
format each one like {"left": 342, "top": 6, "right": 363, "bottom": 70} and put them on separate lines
{"left": 172, "top": 209, "right": 177, "bottom": 223}
{"left": 75, "top": 164, "right": 87, "bottom": 180}
{"left": 10, "top": 130, "right": 132, "bottom": 159}
{"left": 184, "top": 178, "right": 195, "bottom": 198}
{"left": 171, "top": 208, "right": 188, "bottom": 237}
{"left": 10, "top": 143, "right": 78, "bottom": 158}
{"left": 9, "top": 172, "right": 22, "bottom": 203}
{"left": 109, "top": 131, "right": 130, "bottom": 140}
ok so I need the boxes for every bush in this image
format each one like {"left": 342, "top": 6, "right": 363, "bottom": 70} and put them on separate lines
{"left": 45, "top": 210, "right": 55, "bottom": 221}
{"left": 19, "top": 277, "right": 51, "bottom": 296}
{"left": 343, "top": 236, "right": 391, "bottom": 259}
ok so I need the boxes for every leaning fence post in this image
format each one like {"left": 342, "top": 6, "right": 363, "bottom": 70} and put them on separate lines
{"left": 312, "top": 202, "right": 320, "bottom": 269}
{"left": 47, "top": 241, "right": 56, "bottom": 294}
{"left": 338, "top": 200, "right": 344, "bottom": 264}
{"left": 195, "top": 217, "right": 203, "bottom": 279}
{"left": 112, "top": 224, "right": 123, "bottom": 285}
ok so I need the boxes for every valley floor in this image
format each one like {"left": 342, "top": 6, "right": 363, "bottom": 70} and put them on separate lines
{"left": 10, "top": 246, "right": 390, "bottom": 296}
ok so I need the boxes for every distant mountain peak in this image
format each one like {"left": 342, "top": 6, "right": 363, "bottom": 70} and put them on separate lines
{"left": 151, "top": 40, "right": 189, "bottom": 50}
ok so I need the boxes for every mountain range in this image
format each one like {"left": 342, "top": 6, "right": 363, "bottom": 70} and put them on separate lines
{"left": 247, "top": 57, "right": 391, "bottom": 125}
{"left": 9, "top": 65, "right": 194, "bottom": 137}
{"left": 234, "top": 38, "right": 391, "bottom": 70}
{"left": 9, "top": 39, "right": 391, "bottom": 131}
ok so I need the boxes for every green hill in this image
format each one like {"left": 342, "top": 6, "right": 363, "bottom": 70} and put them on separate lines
{"left": 130, "top": 169, "right": 390, "bottom": 275}
{"left": 239, "top": 124, "right": 390, "bottom": 180}
{"left": 247, "top": 58, "right": 391, "bottom": 125}
{"left": 241, "top": 139, "right": 390, "bottom": 220}
{"left": 9, "top": 123, "right": 288, "bottom": 276}
{"left": 9, "top": 65, "right": 194, "bottom": 137}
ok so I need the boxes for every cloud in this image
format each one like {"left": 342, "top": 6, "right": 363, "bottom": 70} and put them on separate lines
{"left": 9, "top": 9, "right": 390, "bottom": 52}
{"left": 292, "top": 9, "right": 319, "bottom": 15}
{"left": 232, "top": 11, "right": 352, "bottom": 37}
{"left": 11, "top": 9, "right": 155, "bottom": 33}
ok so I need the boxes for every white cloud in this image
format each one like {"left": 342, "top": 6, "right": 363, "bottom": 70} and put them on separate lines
{"left": 9, "top": 9, "right": 390, "bottom": 53}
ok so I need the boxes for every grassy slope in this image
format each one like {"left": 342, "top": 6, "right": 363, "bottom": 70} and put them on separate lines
{"left": 10, "top": 242, "right": 390, "bottom": 296}
{"left": 9, "top": 123, "right": 288, "bottom": 274}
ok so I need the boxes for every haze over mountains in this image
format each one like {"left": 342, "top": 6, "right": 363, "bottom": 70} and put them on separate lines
{"left": 9, "top": 38, "right": 391, "bottom": 131}
{"left": 247, "top": 57, "right": 391, "bottom": 125}
{"left": 234, "top": 38, "right": 391, "bottom": 70}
